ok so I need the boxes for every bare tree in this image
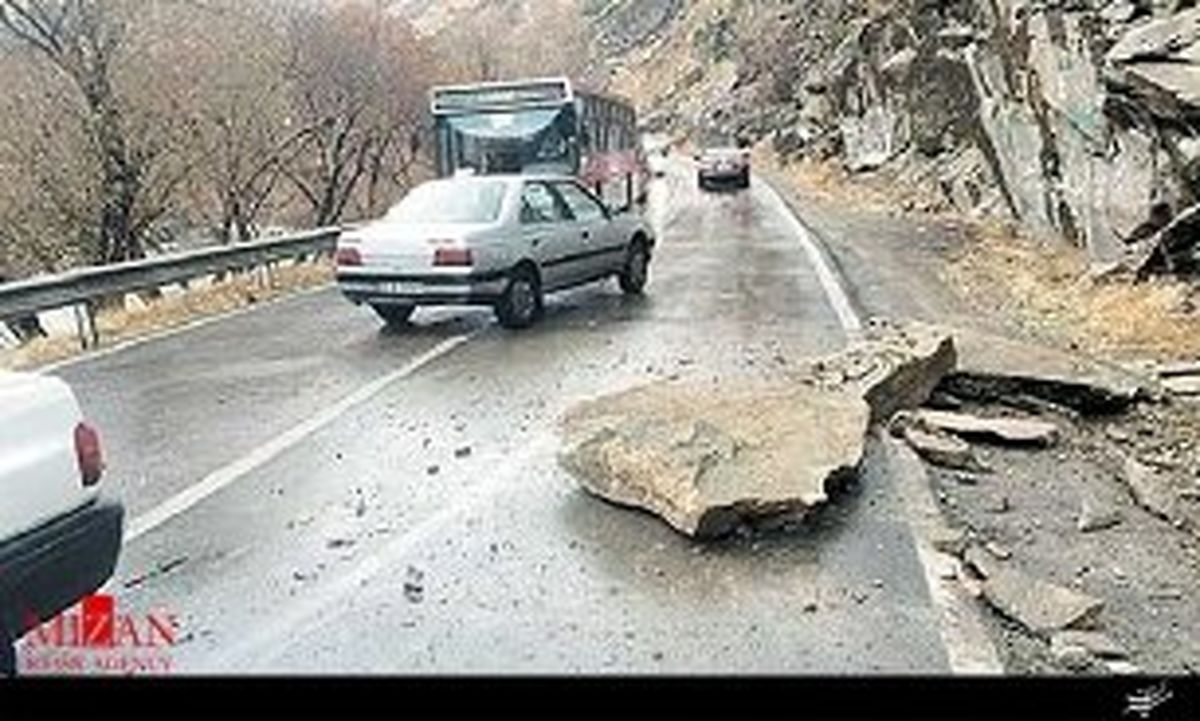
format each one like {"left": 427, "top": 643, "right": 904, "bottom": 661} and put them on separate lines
{"left": 172, "top": 1, "right": 312, "bottom": 243}
{"left": 0, "top": 0, "right": 438, "bottom": 278}
{"left": 0, "top": 0, "right": 149, "bottom": 263}
{"left": 279, "top": 1, "right": 431, "bottom": 226}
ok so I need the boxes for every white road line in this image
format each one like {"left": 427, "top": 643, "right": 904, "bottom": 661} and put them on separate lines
{"left": 886, "top": 435, "right": 1004, "bottom": 675}
{"left": 762, "top": 174, "right": 999, "bottom": 673}
{"left": 38, "top": 284, "right": 335, "bottom": 374}
{"left": 122, "top": 333, "right": 474, "bottom": 544}
{"left": 756, "top": 179, "right": 864, "bottom": 336}
{"left": 217, "top": 432, "right": 558, "bottom": 672}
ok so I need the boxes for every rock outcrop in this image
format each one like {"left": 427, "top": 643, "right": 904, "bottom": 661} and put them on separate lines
{"left": 629, "top": 0, "right": 1200, "bottom": 274}
{"left": 557, "top": 319, "right": 954, "bottom": 538}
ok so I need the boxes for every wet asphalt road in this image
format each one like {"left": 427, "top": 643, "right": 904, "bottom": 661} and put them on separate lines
{"left": 30, "top": 161, "right": 953, "bottom": 674}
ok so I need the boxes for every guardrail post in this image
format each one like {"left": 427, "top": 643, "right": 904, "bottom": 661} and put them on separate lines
{"left": 73, "top": 302, "right": 94, "bottom": 350}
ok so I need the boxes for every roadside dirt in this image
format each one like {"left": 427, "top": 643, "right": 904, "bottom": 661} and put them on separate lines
{"left": 927, "top": 397, "right": 1200, "bottom": 675}
{"left": 757, "top": 145, "right": 1200, "bottom": 364}
{"left": 763, "top": 149, "right": 1200, "bottom": 676}
{"left": 0, "top": 260, "right": 334, "bottom": 372}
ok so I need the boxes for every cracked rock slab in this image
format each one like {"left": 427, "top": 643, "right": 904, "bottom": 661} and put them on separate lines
{"left": 558, "top": 319, "right": 955, "bottom": 538}
{"left": 937, "top": 326, "right": 1155, "bottom": 415}
{"left": 914, "top": 409, "right": 1059, "bottom": 447}
{"left": 902, "top": 425, "right": 990, "bottom": 472}
{"left": 1051, "top": 630, "right": 1127, "bottom": 660}
{"left": 980, "top": 565, "right": 1105, "bottom": 635}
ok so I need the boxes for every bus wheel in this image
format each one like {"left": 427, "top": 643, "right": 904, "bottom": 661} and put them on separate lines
{"left": 619, "top": 242, "right": 649, "bottom": 295}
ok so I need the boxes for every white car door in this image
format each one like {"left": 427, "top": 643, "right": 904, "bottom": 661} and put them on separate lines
{"left": 552, "top": 181, "right": 625, "bottom": 281}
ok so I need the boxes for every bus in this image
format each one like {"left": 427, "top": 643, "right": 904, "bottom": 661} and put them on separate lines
{"left": 429, "top": 77, "right": 649, "bottom": 213}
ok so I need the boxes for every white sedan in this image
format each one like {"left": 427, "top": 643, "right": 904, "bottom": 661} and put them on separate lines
{"left": 335, "top": 175, "right": 656, "bottom": 329}
{"left": 0, "top": 371, "right": 123, "bottom": 676}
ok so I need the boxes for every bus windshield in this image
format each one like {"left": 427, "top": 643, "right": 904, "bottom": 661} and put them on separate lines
{"left": 441, "top": 107, "right": 576, "bottom": 175}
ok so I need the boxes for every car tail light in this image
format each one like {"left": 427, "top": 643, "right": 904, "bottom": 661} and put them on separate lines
{"left": 74, "top": 422, "right": 104, "bottom": 487}
{"left": 335, "top": 247, "right": 362, "bottom": 266}
{"left": 433, "top": 248, "right": 473, "bottom": 267}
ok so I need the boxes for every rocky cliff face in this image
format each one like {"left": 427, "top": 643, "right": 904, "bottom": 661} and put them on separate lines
{"left": 629, "top": 0, "right": 1200, "bottom": 270}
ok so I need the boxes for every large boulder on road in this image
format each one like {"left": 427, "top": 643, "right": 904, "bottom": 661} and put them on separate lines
{"left": 557, "top": 319, "right": 955, "bottom": 538}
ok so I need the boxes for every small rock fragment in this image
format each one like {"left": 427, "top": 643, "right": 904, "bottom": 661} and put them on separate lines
{"left": 426, "top": 465, "right": 441, "bottom": 476}
{"left": 1163, "top": 376, "right": 1200, "bottom": 397}
{"left": 1051, "top": 630, "right": 1127, "bottom": 659}
{"left": 926, "top": 390, "right": 964, "bottom": 410}
{"left": 985, "top": 494, "right": 1012, "bottom": 514}
{"left": 980, "top": 565, "right": 1105, "bottom": 634}
{"left": 1105, "top": 660, "right": 1141, "bottom": 676}
{"left": 963, "top": 544, "right": 996, "bottom": 578}
{"left": 454, "top": 446, "right": 472, "bottom": 459}
{"left": 984, "top": 541, "right": 1012, "bottom": 560}
{"left": 404, "top": 566, "right": 425, "bottom": 603}
{"left": 1105, "top": 426, "right": 1132, "bottom": 444}
{"left": 1077, "top": 496, "right": 1123, "bottom": 533}
{"left": 931, "top": 527, "right": 969, "bottom": 556}
{"left": 914, "top": 409, "right": 1060, "bottom": 447}
{"left": 1050, "top": 641, "right": 1094, "bottom": 672}
{"left": 1148, "top": 587, "right": 1183, "bottom": 601}
{"left": 903, "top": 425, "right": 990, "bottom": 472}
{"left": 960, "top": 575, "right": 985, "bottom": 599}
{"left": 1123, "top": 458, "right": 1178, "bottom": 520}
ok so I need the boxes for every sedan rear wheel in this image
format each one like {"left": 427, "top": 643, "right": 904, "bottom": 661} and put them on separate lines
{"left": 619, "top": 242, "right": 649, "bottom": 295}
{"left": 371, "top": 304, "right": 415, "bottom": 327}
{"left": 0, "top": 626, "right": 16, "bottom": 678}
{"left": 495, "top": 268, "right": 543, "bottom": 329}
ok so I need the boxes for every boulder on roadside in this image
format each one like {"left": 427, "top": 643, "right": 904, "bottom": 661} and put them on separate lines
{"left": 558, "top": 319, "right": 956, "bottom": 538}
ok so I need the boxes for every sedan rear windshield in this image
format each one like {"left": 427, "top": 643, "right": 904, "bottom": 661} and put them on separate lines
{"left": 385, "top": 180, "right": 508, "bottom": 224}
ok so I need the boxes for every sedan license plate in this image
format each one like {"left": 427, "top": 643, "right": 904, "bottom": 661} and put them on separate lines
{"left": 342, "top": 280, "right": 424, "bottom": 295}
{"left": 379, "top": 281, "right": 424, "bottom": 295}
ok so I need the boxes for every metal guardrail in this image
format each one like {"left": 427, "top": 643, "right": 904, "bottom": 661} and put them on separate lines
{"left": 0, "top": 227, "right": 342, "bottom": 349}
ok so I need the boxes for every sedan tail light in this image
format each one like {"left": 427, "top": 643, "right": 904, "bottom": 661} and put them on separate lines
{"left": 74, "top": 422, "right": 104, "bottom": 487}
{"left": 433, "top": 248, "right": 473, "bottom": 267}
{"left": 335, "top": 247, "right": 363, "bottom": 266}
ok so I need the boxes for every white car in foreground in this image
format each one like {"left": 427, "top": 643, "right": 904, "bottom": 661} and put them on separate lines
{"left": 335, "top": 175, "right": 656, "bottom": 329}
{"left": 0, "top": 371, "right": 123, "bottom": 677}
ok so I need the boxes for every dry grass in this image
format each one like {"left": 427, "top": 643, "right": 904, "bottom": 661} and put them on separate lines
{"left": 752, "top": 145, "right": 947, "bottom": 215}
{"left": 944, "top": 223, "right": 1200, "bottom": 362}
{"left": 0, "top": 260, "right": 334, "bottom": 371}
